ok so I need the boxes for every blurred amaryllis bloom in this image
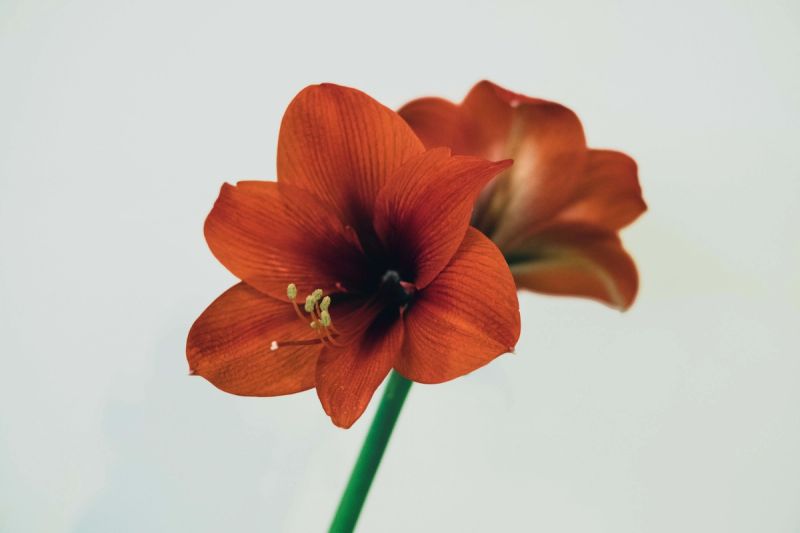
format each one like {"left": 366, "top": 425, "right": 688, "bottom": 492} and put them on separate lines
{"left": 187, "top": 84, "right": 520, "bottom": 428}
{"left": 399, "top": 81, "right": 647, "bottom": 309}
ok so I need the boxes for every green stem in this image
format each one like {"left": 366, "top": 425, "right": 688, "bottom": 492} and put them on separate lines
{"left": 329, "top": 370, "right": 412, "bottom": 533}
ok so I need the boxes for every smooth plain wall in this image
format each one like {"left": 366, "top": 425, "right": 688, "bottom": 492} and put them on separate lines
{"left": 1, "top": 0, "right": 799, "bottom": 531}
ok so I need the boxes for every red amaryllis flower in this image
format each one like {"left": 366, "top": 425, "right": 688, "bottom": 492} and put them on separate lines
{"left": 399, "top": 81, "right": 647, "bottom": 309}
{"left": 187, "top": 84, "right": 520, "bottom": 428}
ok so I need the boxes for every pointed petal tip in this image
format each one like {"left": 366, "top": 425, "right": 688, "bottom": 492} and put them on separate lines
{"left": 330, "top": 415, "right": 356, "bottom": 430}
{"left": 306, "top": 82, "right": 348, "bottom": 95}
{"left": 495, "top": 158, "right": 514, "bottom": 170}
{"left": 473, "top": 79, "right": 498, "bottom": 93}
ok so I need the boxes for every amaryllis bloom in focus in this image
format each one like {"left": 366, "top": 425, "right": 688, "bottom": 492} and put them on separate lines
{"left": 187, "top": 84, "right": 520, "bottom": 428}
{"left": 399, "top": 81, "right": 647, "bottom": 309}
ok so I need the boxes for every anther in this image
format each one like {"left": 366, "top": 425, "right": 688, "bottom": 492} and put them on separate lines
{"left": 287, "top": 283, "right": 298, "bottom": 300}
{"left": 320, "top": 310, "right": 331, "bottom": 327}
{"left": 304, "top": 295, "right": 316, "bottom": 313}
{"left": 278, "top": 281, "right": 347, "bottom": 350}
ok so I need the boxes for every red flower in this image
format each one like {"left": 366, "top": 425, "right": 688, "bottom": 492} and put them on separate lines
{"left": 187, "top": 84, "right": 520, "bottom": 428}
{"left": 399, "top": 81, "right": 647, "bottom": 309}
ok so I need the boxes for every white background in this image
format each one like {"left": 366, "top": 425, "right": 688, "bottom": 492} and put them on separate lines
{"left": 2, "top": 0, "right": 799, "bottom": 531}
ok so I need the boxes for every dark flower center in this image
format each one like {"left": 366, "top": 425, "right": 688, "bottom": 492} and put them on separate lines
{"left": 271, "top": 228, "right": 421, "bottom": 352}
{"left": 380, "top": 269, "right": 416, "bottom": 308}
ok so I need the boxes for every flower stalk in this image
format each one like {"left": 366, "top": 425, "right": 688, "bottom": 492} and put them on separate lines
{"left": 329, "top": 371, "right": 412, "bottom": 532}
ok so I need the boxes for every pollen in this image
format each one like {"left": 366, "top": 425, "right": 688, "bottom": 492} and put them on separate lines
{"left": 304, "top": 295, "right": 316, "bottom": 313}
{"left": 311, "top": 288, "right": 323, "bottom": 302}
{"left": 320, "top": 310, "right": 331, "bottom": 327}
{"left": 320, "top": 296, "right": 331, "bottom": 311}
{"left": 287, "top": 283, "right": 298, "bottom": 300}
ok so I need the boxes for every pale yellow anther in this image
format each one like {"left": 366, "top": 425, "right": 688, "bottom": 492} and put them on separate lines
{"left": 320, "top": 310, "right": 331, "bottom": 327}
{"left": 279, "top": 278, "right": 343, "bottom": 348}
{"left": 304, "top": 295, "right": 315, "bottom": 313}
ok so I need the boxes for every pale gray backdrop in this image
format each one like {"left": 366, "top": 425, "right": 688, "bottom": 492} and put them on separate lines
{"left": 1, "top": 0, "right": 799, "bottom": 531}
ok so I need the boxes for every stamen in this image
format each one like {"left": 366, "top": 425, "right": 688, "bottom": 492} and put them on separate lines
{"left": 290, "top": 299, "right": 307, "bottom": 322}
{"left": 320, "top": 306, "right": 341, "bottom": 336}
{"left": 309, "top": 306, "right": 343, "bottom": 347}
{"left": 319, "top": 328, "right": 343, "bottom": 347}
{"left": 307, "top": 311, "right": 337, "bottom": 348}
{"left": 314, "top": 296, "right": 340, "bottom": 335}
{"left": 319, "top": 310, "right": 331, "bottom": 327}
{"left": 275, "top": 281, "right": 349, "bottom": 351}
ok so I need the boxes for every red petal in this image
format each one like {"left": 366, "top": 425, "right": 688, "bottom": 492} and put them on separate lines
{"left": 554, "top": 149, "right": 647, "bottom": 230}
{"left": 395, "top": 228, "right": 520, "bottom": 384}
{"left": 398, "top": 81, "right": 544, "bottom": 159}
{"left": 469, "top": 85, "right": 587, "bottom": 247}
{"left": 397, "top": 97, "right": 461, "bottom": 151}
{"left": 187, "top": 283, "right": 320, "bottom": 396}
{"left": 374, "top": 148, "right": 511, "bottom": 288}
{"left": 277, "top": 83, "right": 424, "bottom": 231}
{"left": 506, "top": 223, "right": 639, "bottom": 309}
{"left": 458, "top": 81, "right": 518, "bottom": 160}
{"left": 204, "top": 181, "right": 368, "bottom": 301}
{"left": 315, "top": 306, "right": 404, "bottom": 428}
